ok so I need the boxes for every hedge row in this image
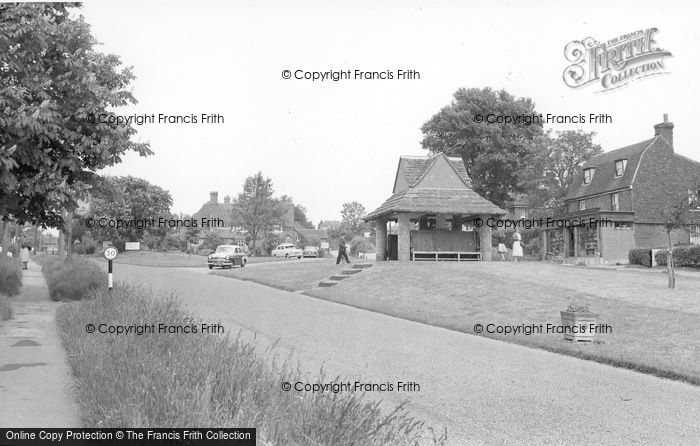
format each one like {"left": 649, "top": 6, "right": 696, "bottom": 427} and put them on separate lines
{"left": 654, "top": 245, "right": 700, "bottom": 267}
{"left": 628, "top": 248, "right": 652, "bottom": 267}
{"left": 38, "top": 256, "right": 107, "bottom": 301}
{"left": 0, "top": 256, "right": 22, "bottom": 296}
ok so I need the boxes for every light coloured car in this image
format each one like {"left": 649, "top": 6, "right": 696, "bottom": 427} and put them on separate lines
{"left": 271, "top": 243, "right": 303, "bottom": 259}
{"left": 208, "top": 245, "right": 247, "bottom": 269}
{"left": 303, "top": 246, "right": 319, "bottom": 258}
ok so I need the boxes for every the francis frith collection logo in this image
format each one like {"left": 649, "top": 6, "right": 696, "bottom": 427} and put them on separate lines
{"left": 563, "top": 28, "right": 672, "bottom": 92}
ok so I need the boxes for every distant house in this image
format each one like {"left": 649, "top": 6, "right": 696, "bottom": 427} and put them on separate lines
{"left": 365, "top": 153, "right": 505, "bottom": 261}
{"left": 318, "top": 220, "right": 341, "bottom": 232}
{"left": 541, "top": 116, "right": 700, "bottom": 264}
{"left": 506, "top": 194, "right": 529, "bottom": 220}
{"left": 192, "top": 191, "right": 244, "bottom": 247}
{"left": 294, "top": 225, "right": 329, "bottom": 248}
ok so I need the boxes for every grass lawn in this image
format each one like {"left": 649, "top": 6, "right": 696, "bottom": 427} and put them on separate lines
{"left": 212, "top": 258, "right": 346, "bottom": 291}
{"left": 305, "top": 262, "right": 700, "bottom": 385}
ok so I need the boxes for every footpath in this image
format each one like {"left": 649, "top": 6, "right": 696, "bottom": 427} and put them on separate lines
{"left": 0, "top": 260, "right": 79, "bottom": 427}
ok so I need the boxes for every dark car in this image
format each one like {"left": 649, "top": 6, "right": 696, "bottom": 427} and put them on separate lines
{"left": 208, "top": 245, "right": 247, "bottom": 269}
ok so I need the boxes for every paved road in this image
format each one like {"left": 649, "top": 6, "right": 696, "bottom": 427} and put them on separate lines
{"left": 115, "top": 264, "right": 700, "bottom": 445}
{"left": 0, "top": 261, "right": 80, "bottom": 427}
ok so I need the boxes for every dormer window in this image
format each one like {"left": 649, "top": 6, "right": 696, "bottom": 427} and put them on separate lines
{"left": 615, "top": 159, "right": 627, "bottom": 177}
{"left": 583, "top": 168, "right": 595, "bottom": 185}
{"left": 690, "top": 189, "right": 700, "bottom": 210}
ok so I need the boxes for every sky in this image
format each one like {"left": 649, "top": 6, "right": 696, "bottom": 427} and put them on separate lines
{"left": 75, "top": 0, "right": 700, "bottom": 225}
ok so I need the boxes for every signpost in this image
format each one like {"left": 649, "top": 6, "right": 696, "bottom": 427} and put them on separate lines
{"left": 103, "top": 246, "right": 118, "bottom": 292}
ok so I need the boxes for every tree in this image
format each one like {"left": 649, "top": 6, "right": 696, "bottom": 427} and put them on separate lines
{"left": 521, "top": 130, "right": 602, "bottom": 210}
{"left": 85, "top": 176, "right": 173, "bottom": 245}
{"left": 421, "top": 87, "right": 543, "bottom": 207}
{"left": 660, "top": 185, "right": 699, "bottom": 289}
{"left": 294, "top": 204, "right": 314, "bottom": 229}
{"left": 341, "top": 201, "right": 367, "bottom": 234}
{"left": 232, "top": 172, "right": 286, "bottom": 252}
{"left": 0, "top": 3, "right": 151, "bottom": 229}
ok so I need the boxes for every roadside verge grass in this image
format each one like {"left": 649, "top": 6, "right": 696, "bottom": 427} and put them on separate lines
{"left": 306, "top": 262, "right": 700, "bottom": 386}
{"left": 34, "top": 255, "right": 106, "bottom": 301}
{"left": 0, "top": 296, "right": 12, "bottom": 321}
{"left": 0, "top": 256, "right": 22, "bottom": 296}
{"left": 212, "top": 259, "right": 346, "bottom": 291}
{"left": 56, "top": 284, "right": 444, "bottom": 445}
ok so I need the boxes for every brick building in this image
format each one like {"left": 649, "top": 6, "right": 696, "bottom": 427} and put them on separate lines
{"left": 365, "top": 153, "right": 505, "bottom": 261}
{"left": 541, "top": 116, "right": 700, "bottom": 264}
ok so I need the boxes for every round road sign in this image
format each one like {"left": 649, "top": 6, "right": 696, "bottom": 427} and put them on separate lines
{"left": 104, "top": 246, "right": 118, "bottom": 261}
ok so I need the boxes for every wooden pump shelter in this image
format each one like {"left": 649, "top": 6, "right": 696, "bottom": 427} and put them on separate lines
{"left": 365, "top": 153, "right": 506, "bottom": 261}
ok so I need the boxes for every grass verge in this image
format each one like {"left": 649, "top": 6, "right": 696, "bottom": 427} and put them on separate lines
{"left": 0, "top": 296, "right": 12, "bottom": 321}
{"left": 34, "top": 255, "right": 106, "bottom": 301}
{"left": 306, "top": 262, "right": 700, "bottom": 386}
{"left": 57, "top": 284, "right": 445, "bottom": 445}
{"left": 0, "top": 256, "right": 22, "bottom": 296}
{"left": 212, "top": 259, "right": 346, "bottom": 291}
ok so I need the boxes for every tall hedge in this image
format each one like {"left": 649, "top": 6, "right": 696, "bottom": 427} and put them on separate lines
{"left": 654, "top": 245, "right": 700, "bottom": 267}
{"left": 628, "top": 248, "right": 652, "bottom": 267}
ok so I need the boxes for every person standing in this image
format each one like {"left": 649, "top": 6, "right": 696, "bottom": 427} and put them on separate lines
{"left": 20, "top": 245, "right": 30, "bottom": 270}
{"left": 512, "top": 230, "right": 523, "bottom": 262}
{"left": 336, "top": 236, "right": 351, "bottom": 265}
{"left": 497, "top": 236, "right": 507, "bottom": 261}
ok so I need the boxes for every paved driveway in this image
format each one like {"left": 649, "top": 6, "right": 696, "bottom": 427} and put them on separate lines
{"left": 114, "top": 263, "right": 700, "bottom": 445}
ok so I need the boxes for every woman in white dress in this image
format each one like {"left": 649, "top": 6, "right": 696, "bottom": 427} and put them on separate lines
{"left": 512, "top": 230, "right": 523, "bottom": 262}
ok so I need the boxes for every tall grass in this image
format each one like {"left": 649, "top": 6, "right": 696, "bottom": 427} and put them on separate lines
{"left": 0, "top": 256, "right": 22, "bottom": 296}
{"left": 36, "top": 256, "right": 106, "bottom": 301}
{"left": 57, "top": 285, "right": 445, "bottom": 445}
{"left": 0, "top": 296, "right": 12, "bottom": 321}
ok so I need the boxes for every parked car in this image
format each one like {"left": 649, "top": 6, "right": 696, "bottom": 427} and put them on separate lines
{"left": 303, "top": 246, "right": 319, "bottom": 258}
{"left": 271, "top": 243, "right": 303, "bottom": 259}
{"left": 208, "top": 245, "right": 247, "bottom": 269}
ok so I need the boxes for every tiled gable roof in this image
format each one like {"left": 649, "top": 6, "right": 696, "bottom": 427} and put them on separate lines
{"left": 365, "top": 188, "right": 506, "bottom": 220}
{"left": 399, "top": 155, "right": 472, "bottom": 188}
{"left": 566, "top": 138, "right": 655, "bottom": 201}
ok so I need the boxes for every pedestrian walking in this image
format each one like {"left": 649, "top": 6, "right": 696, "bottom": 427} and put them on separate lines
{"left": 512, "top": 230, "right": 523, "bottom": 262}
{"left": 20, "top": 245, "right": 30, "bottom": 270}
{"left": 336, "top": 236, "right": 351, "bottom": 265}
{"left": 497, "top": 236, "right": 507, "bottom": 261}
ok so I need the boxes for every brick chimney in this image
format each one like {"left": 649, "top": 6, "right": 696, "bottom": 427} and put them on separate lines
{"left": 224, "top": 195, "right": 231, "bottom": 205}
{"left": 209, "top": 191, "right": 218, "bottom": 204}
{"left": 654, "top": 114, "right": 674, "bottom": 148}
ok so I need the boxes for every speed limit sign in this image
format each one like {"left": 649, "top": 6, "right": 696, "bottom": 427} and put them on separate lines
{"left": 103, "top": 246, "right": 118, "bottom": 261}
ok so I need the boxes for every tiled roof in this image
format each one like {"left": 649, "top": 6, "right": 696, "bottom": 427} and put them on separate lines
{"left": 365, "top": 188, "right": 506, "bottom": 220}
{"left": 400, "top": 155, "right": 472, "bottom": 188}
{"left": 566, "top": 138, "right": 655, "bottom": 201}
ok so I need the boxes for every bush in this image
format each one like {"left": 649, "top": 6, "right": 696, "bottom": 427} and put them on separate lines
{"left": 655, "top": 245, "right": 700, "bottom": 267}
{"left": 56, "top": 285, "right": 444, "bottom": 445}
{"left": 628, "top": 248, "right": 652, "bottom": 267}
{"left": 0, "top": 296, "right": 13, "bottom": 321}
{"left": 0, "top": 256, "right": 22, "bottom": 296}
{"left": 40, "top": 257, "right": 107, "bottom": 301}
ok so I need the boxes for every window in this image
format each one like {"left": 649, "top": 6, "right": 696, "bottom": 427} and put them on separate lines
{"left": 689, "top": 189, "right": 700, "bottom": 210}
{"left": 583, "top": 168, "right": 595, "bottom": 184}
{"left": 614, "top": 159, "right": 627, "bottom": 177}
{"left": 614, "top": 222, "right": 633, "bottom": 230}
{"left": 579, "top": 200, "right": 586, "bottom": 211}
{"left": 691, "top": 225, "right": 700, "bottom": 245}
{"left": 611, "top": 193, "right": 620, "bottom": 211}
